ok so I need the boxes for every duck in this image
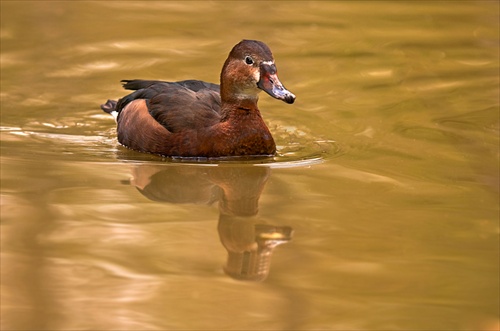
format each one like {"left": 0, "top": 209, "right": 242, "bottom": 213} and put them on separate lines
{"left": 101, "top": 39, "right": 296, "bottom": 158}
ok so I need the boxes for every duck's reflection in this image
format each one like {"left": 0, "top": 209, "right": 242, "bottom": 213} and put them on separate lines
{"left": 128, "top": 164, "right": 292, "bottom": 281}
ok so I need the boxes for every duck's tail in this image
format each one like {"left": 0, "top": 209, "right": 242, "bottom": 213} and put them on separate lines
{"left": 100, "top": 99, "right": 119, "bottom": 122}
{"left": 101, "top": 99, "right": 117, "bottom": 114}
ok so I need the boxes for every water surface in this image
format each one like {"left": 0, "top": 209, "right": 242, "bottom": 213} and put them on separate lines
{"left": 1, "top": 1, "right": 499, "bottom": 330}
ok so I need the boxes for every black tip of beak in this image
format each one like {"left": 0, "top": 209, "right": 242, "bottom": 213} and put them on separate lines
{"left": 284, "top": 93, "right": 296, "bottom": 104}
{"left": 257, "top": 63, "right": 296, "bottom": 105}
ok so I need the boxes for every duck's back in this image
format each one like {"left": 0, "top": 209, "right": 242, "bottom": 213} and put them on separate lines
{"left": 116, "top": 80, "right": 222, "bottom": 133}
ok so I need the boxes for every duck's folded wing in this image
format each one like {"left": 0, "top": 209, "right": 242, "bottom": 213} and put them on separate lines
{"left": 148, "top": 85, "right": 221, "bottom": 133}
{"left": 115, "top": 87, "right": 158, "bottom": 112}
{"left": 117, "top": 80, "right": 222, "bottom": 133}
{"left": 122, "top": 79, "right": 219, "bottom": 93}
{"left": 121, "top": 79, "right": 168, "bottom": 91}
{"left": 176, "top": 80, "right": 219, "bottom": 93}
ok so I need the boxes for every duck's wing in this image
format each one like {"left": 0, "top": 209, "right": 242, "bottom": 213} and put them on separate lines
{"left": 115, "top": 80, "right": 222, "bottom": 133}
{"left": 122, "top": 79, "right": 219, "bottom": 93}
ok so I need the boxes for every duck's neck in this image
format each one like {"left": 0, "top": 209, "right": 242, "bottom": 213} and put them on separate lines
{"left": 220, "top": 81, "right": 260, "bottom": 121}
{"left": 220, "top": 61, "right": 262, "bottom": 120}
{"left": 220, "top": 99, "right": 261, "bottom": 122}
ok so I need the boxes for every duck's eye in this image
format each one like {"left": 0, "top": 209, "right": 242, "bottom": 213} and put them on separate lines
{"left": 245, "top": 56, "right": 254, "bottom": 65}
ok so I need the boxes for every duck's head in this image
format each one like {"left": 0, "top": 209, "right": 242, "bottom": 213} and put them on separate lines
{"left": 220, "top": 40, "right": 296, "bottom": 105}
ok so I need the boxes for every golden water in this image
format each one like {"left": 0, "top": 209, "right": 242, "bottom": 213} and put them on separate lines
{"left": 1, "top": 1, "right": 499, "bottom": 330}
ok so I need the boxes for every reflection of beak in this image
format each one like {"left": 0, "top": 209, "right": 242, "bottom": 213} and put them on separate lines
{"left": 257, "top": 63, "right": 296, "bottom": 104}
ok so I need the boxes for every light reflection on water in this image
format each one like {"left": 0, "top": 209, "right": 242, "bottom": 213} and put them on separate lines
{"left": 1, "top": 1, "right": 499, "bottom": 330}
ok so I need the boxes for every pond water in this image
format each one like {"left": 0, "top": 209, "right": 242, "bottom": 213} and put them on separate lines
{"left": 1, "top": 1, "right": 499, "bottom": 330}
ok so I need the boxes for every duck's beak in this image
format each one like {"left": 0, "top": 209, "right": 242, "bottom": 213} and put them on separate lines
{"left": 257, "top": 63, "right": 296, "bottom": 104}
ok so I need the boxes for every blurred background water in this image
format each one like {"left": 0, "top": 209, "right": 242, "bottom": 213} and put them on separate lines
{"left": 1, "top": 1, "right": 499, "bottom": 330}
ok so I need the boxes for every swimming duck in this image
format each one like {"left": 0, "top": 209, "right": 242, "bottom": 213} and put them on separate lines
{"left": 101, "top": 40, "right": 295, "bottom": 157}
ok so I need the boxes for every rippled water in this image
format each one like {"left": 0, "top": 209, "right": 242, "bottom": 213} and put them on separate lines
{"left": 1, "top": 2, "right": 499, "bottom": 330}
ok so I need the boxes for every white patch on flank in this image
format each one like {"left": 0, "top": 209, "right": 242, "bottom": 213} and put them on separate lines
{"left": 110, "top": 110, "right": 119, "bottom": 122}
